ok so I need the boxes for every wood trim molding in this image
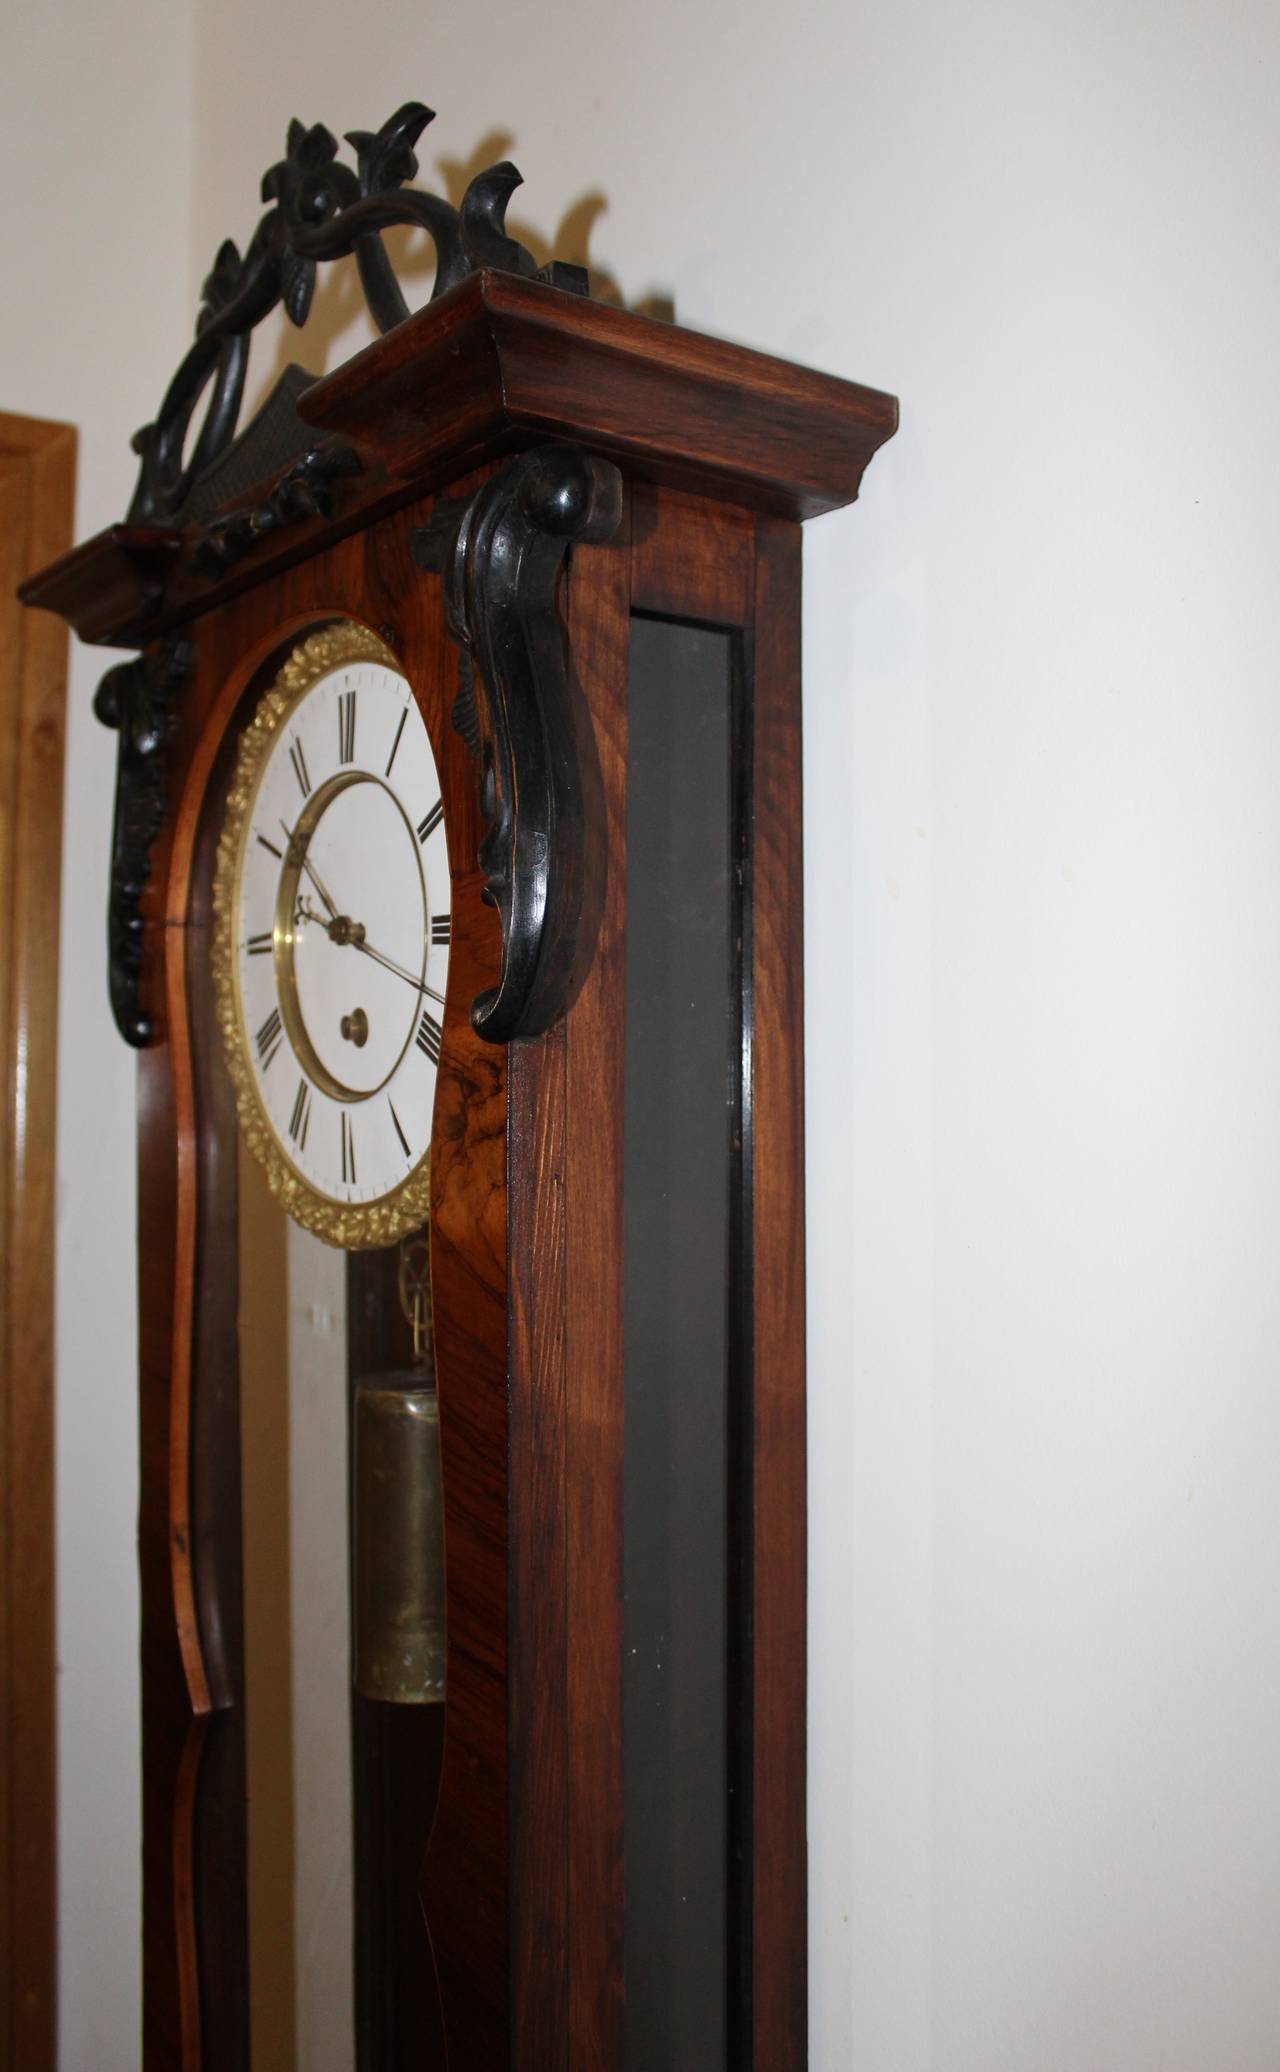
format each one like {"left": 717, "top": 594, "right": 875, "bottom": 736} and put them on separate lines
{"left": 0, "top": 409, "right": 76, "bottom": 2072}
{"left": 747, "top": 515, "right": 808, "bottom": 2067}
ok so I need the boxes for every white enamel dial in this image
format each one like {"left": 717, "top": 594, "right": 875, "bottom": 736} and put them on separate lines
{"left": 218, "top": 628, "right": 451, "bottom": 1242}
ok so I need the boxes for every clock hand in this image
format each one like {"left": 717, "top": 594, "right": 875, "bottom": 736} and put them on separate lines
{"left": 292, "top": 873, "right": 441, "bottom": 1002}
{"left": 281, "top": 819, "right": 339, "bottom": 921}
{"left": 295, "top": 893, "right": 367, "bottom": 947}
{"left": 352, "top": 936, "right": 445, "bottom": 1006}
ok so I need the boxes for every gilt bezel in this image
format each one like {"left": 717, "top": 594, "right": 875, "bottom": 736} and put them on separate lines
{"left": 210, "top": 619, "right": 437, "bottom": 1250}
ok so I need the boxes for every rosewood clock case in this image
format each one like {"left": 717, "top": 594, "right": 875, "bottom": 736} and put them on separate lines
{"left": 23, "top": 133, "right": 897, "bottom": 2072}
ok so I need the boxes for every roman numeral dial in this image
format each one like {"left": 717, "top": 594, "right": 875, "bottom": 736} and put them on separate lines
{"left": 216, "top": 627, "right": 453, "bottom": 1244}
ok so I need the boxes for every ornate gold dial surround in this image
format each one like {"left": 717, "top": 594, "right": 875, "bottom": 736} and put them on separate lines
{"left": 211, "top": 621, "right": 443, "bottom": 1250}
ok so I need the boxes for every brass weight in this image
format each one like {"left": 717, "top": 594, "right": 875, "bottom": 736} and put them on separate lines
{"left": 352, "top": 1372, "right": 446, "bottom": 1704}
{"left": 352, "top": 1233, "right": 446, "bottom": 1704}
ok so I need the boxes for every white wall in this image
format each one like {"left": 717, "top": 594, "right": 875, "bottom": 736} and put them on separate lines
{"left": 11, "top": 0, "right": 1280, "bottom": 2063}
{"left": 0, "top": 9, "right": 194, "bottom": 2069}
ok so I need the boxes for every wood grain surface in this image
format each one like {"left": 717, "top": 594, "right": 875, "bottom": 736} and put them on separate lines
{"left": 506, "top": 493, "right": 634, "bottom": 2068}
{"left": 0, "top": 411, "right": 75, "bottom": 2072}
{"left": 561, "top": 503, "right": 632, "bottom": 2068}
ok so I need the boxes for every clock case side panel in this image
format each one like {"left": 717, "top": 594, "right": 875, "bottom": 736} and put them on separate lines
{"left": 507, "top": 490, "right": 632, "bottom": 2067}
{"left": 136, "top": 488, "right": 511, "bottom": 2070}
{"left": 507, "top": 483, "right": 807, "bottom": 2070}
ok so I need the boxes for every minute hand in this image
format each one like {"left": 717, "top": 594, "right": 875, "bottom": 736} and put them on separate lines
{"left": 281, "top": 819, "right": 339, "bottom": 921}
{"left": 353, "top": 937, "right": 444, "bottom": 1005}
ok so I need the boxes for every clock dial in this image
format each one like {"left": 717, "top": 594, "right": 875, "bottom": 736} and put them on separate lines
{"left": 213, "top": 623, "right": 450, "bottom": 1247}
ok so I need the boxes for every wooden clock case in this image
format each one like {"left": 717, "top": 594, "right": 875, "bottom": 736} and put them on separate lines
{"left": 22, "top": 110, "right": 896, "bottom": 2072}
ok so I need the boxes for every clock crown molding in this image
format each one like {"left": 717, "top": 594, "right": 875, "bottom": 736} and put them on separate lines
{"left": 126, "top": 100, "right": 588, "bottom": 531}
{"left": 20, "top": 274, "right": 898, "bottom": 653}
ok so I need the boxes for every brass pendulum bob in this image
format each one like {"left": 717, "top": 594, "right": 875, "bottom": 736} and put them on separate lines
{"left": 352, "top": 1234, "right": 446, "bottom": 1704}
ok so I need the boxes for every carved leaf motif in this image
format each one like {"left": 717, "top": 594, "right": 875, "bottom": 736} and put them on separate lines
{"left": 281, "top": 249, "right": 317, "bottom": 327}
{"left": 458, "top": 165, "right": 536, "bottom": 276}
{"left": 198, "top": 239, "right": 243, "bottom": 330}
{"left": 192, "top": 444, "right": 362, "bottom": 577}
{"left": 263, "top": 119, "right": 339, "bottom": 206}
{"left": 295, "top": 121, "right": 339, "bottom": 171}
{"left": 346, "top": 101, "right": 434, "bottom": 196}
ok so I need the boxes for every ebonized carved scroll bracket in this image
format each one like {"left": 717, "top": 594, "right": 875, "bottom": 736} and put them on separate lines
{"left": 93, "top": 637, "right": 192, "bottom": 1046}
{"left": 411, "top": 444, "right": 623, "bottom": 1045}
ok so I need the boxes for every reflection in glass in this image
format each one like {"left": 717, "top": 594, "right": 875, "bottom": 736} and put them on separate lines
{"left": 239, "top": 1142, "right": 354, "bottom": 2072}
{"left": 623, "top": 615, "right": 741, "bottom": 2069}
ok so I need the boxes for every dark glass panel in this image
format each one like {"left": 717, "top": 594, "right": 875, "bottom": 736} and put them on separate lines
{"left": 623, "top": 616, "right": 743, "bottom": 2070}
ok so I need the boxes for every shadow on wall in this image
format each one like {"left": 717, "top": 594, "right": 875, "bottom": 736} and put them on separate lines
{"left": 243, "top": 120, "right": 676, "bottom": 420}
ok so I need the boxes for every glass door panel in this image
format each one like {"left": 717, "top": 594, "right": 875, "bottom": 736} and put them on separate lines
{"left": 623, "top": 615, "right": 747, "bottom": 2068}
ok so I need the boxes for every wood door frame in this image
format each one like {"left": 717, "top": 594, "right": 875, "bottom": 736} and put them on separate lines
{"left": 0, "top": 410, "right": 75, "bottom": 2072}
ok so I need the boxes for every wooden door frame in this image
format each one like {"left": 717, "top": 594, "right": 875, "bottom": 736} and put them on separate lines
{"left": 0, "top": 410, "right": 75, "bottom": 2072}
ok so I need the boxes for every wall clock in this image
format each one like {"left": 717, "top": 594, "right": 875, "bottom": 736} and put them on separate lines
{"left": 21, "top": 99, "right": 897, "bottom": 2071}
